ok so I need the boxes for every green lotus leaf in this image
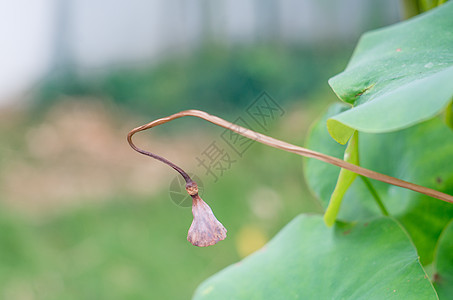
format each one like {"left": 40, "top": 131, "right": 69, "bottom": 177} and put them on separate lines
{"left": 193, "top": 215, "right": 437, "bottom": 299}
{"left": 328, "top": 2, "right": 453, "bottom": 144}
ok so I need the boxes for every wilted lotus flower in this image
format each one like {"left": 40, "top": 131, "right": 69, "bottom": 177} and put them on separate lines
{"left": 186, "top": 181, "right": 227, "bottom": 247}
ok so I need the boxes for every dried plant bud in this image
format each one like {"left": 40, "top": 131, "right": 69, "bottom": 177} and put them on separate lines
{"left": 185, "top": 181, "right": 199, "bottom": 196}
{"left": 187, "top": 194, "right": 227, "bottom": 247}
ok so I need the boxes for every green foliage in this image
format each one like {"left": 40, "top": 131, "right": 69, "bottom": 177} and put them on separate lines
{"left": 38, "top": 45, "right": 347, "bottom": 116}
{"left": 327, "top": 2, "right": 453, "bottom": 144}
{"left": 445, "top": 100, "right": 453, "bottom": 129}
{"left": 195, "top": 3, "right": 453, "bottom": 299}
{"left": 305, "top": 104, "right": 453, "bottom": 265}
{"left": 433, "top": 220, "right": 453, "bottom": 298}
{"left": 194, "top": 215, "right": 437, "bottom": 299}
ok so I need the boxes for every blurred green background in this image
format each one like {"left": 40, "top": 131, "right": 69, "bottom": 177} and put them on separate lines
{"left": 0, "top": 1, "right": 402, "bottom": 299}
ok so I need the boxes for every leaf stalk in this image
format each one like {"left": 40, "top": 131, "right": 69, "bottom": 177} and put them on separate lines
{"left": 127, "top": 109, "right": 453, "bottom": 206}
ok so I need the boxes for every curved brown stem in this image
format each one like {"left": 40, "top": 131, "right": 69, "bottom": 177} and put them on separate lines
{"left": 127, "top": 122, "right": 193, "bottom": 184}
{"left": 127, "top": 109, "right": 453, "bottom": 204}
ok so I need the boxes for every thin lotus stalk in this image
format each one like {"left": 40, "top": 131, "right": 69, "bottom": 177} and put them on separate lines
{"left": 127, "top": 109, "right": 453, "bottom": 212}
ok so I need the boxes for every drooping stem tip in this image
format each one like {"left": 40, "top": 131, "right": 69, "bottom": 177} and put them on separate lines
{"left": 127, "top": 127, "right": 227, "bottom": 247}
